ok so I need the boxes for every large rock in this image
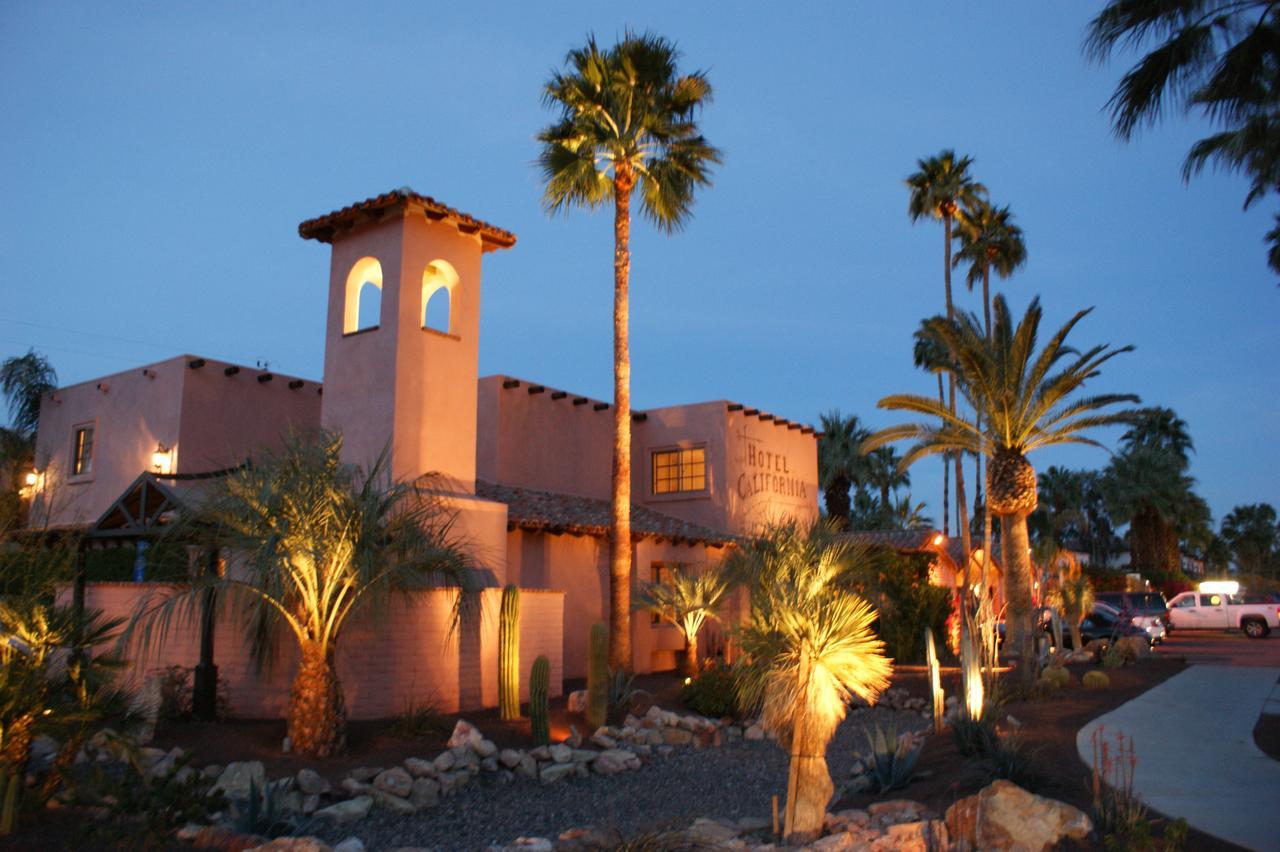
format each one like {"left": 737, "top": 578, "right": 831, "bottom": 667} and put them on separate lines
{"left": 684, "top": 818, "right": 739, "bottom": 845}
{"left": 498, "top": 748, "right": 523, "bottom": 769}
{"left": 373, "top": 767, "right": 413, "bottom": 798}
{"left": 447, "top": 719, "right": 483, "bottom": 750}
{"left": 314, "top": 795, "right": 373, "bottom": 824}
{"left": 945, "top": 780, "right": 1092, "bottom": 851}
{"left": 539, "top": 762, "right": 577, "bottom": 784}
{"left": 566, "top": 690, "right": 589, "bottom": 713}
{"left": 245, "top": 838, "right": 332, "bottom": 852}
{"left": 475, "top": 738, "right": 498, "bottom": 758}
{"left": 212, "top": 761, "right": 266, "bottom": 801}
{"left": 371, "top": 788, "right": 419, "bottom": 815}
{"left": 432, "top": 751, "right": 456, "bottom": 773}
{"left": 333, "top": 839, "right": 365, "bottom": 852}
{"left": 868, "top": 820, "right": 947, "bottom": 852}
{"left": 438, "top": 769, "right": 471, "bottom": 795}
{"left": 516, "top": 755, "right": 538, "bottom": 780}
{"left": 297, "top": 768, "right": 331, "bottom": 796}
{"left": 409, "top": 777, "right": 440, "bottom": 809}
{"left": 349, "top": 766, "right": 383, "bottom": 783}
{"left": 548, "top": 744, "right": 573, "bottom": 764}
{"left": 403, "top": 757, "right": 437, "bottom": 778}
{"left": 662, "top": 727, "right": 694, "bottom": 746}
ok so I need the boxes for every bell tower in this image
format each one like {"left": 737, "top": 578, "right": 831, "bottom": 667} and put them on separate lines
{"left": 300, "top": 188, "right": 516, "bottom": 491}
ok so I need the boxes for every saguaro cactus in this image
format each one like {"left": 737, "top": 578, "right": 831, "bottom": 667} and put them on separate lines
{"left": 586, "top": 622, "right": 608, "bottom": 731}
{"left": 530, "top": 655, "right": 550, "bottom": 746}
{"left": 925, "top": 628, "right": 944, "bottom": 734}
{"left": 499, "top": 585, "right": 521, "bottom": 720}
{"left": 0, "top": 771, "right": 18, "bottom": 836}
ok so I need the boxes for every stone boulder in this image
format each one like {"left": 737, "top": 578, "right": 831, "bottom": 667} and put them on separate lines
{"left": 212, "top": 761, "right": 266, "bottom": 801}
{"left": 314, "top": 795, "right": 373, "bottom": 824}
{"left": 297, "top": 768, "right": 330, "bottom": 796}
{"left": 498, "top": 748, "right": 523, "bottom": 769}
{"left": 403, "top": 757, "right": 437, "bottom": 778}
{"left": 245, "top": 837, "right": 332, "bottom": 852}
{"left": 447, "top": 719, "right": 483, "bottom": 750}
{"left": 566, "top": 690, "right": 589, "bottom": 713}
{"left": 869, "top": 820, "right": 947, "bottom": 852}
{"left": 373, "top": 767, "right": 413, "bottom": 798}
{"left": 945, "top": 780, "right": 1092, "bottom": 851}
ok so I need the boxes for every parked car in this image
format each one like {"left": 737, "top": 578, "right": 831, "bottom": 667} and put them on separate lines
{"left": 1096, "top": 591, "right": 1172, "bottom": 633}
{"left": 1047, "top": 601, "right": 1154, "bottom": 649}
{"left": 1166, "top": 591, "right": 1280, "bottom": 638}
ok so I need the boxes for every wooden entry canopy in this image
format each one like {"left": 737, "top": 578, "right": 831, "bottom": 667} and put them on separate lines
{"left": 87, "top": 468, "right": 232, "bottom": 542}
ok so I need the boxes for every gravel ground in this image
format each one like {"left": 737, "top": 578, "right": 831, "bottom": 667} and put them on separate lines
{"left": 313, "top": 707, "right": 926, "bottom": 852}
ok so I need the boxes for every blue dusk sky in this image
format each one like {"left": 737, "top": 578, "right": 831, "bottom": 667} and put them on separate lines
{"left": 2, "top": 3, "right": 1276, "bottom": 528}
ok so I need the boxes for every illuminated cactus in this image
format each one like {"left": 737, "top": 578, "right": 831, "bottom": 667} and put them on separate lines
{"left": 586, "top": 622, "right": 608, "bottom": 731}
{"left": 530, "top": 655, "right": 550, "bottom": 746}
{"left": 499, "top": 585, "right": 520, "bottom": 720}
{"left": 925, "top": 628, "right": 944, "bottom": 734}
{"left": 0, "top": 772, "right": 18, "bottom": 836}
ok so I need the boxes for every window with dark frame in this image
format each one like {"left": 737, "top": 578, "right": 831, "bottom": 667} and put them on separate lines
{"left": 651, "top": 446, "right": 706, "bottom": 495}
{"left": 72, "top": 425, "right": 94, "bottom": 476}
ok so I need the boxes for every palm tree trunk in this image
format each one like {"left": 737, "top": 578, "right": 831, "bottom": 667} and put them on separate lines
{"left": 943, "top": 212, "right": 972, "bottom": 566}
{"left": 979, "top": 266, "right": 993, "bottom": 647}
{"left": 938, "top": 375, "right": 949, "bottom": 537}
{"left": 684, "top": 634, "right": 699, "bottom": 678}
{"left": 609, "top": 169, "right": 635, "bottom": 671}
{"left": 824, "top": 475, "right": 851, "bottom": 530}
{"left": 288, "top": 640, "right": 346, "bottom": 758}
{"left": 1000, "top": 515, "right": 1036, "bottom": 686}
{"left": 783, "top": 648, "right": 831, "bottom": 843}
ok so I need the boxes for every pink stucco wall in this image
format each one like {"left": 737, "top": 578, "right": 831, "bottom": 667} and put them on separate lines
{"left": 64, "top": 583, "right": 563, "bottom": 720}
{"left": 31, "top": 356, "right": 319, "bottom": 528}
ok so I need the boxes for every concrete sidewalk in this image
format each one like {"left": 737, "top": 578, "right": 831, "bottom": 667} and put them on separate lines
{"left": 1077, "top": 665, "right": 1280, "bottom": 852}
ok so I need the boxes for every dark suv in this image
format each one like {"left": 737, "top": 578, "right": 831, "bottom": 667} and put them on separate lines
{"left": 1096, "top": 591, "right": 1172, "bottom": 632}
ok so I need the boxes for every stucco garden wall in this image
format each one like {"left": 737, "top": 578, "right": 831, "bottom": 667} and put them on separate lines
{"left": 62, "top": 582, "right": 563, "bottom": 720}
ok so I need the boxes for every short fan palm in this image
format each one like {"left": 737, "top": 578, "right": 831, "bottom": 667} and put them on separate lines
{"left": 635, "top": 565, "right": 733, "bottom": 676}
{"left": 132, "top": 431, "right": 476, "bottom": 757}
{"left": 864, "top": 296, "right": 1139, "bottom": 677}
{"left": 732, "top": 522, "right": 891, "bottom": 842}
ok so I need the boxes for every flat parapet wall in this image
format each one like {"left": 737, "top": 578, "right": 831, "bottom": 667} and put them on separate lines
{"left": 59, "top": 583, "right": 564, "bottom": 720}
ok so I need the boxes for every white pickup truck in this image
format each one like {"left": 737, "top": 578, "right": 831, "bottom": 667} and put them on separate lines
{"left": 1166, "top": 591, "right": 1280, "bottom": 638}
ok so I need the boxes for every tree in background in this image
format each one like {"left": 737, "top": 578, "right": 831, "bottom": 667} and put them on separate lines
{"left": 817, "top": 411, "right": 871, "bottom": 530}
{"left": 731, "top": 522, "right": 891, "bottom": 842}
{"left": 0, "top": 350, "right": 57, "bottom": 530}
{"left": 130, "top": 432, "right": 477, "bottom": 757}
{"left": 865, "top": 296, "right": 1139, "bottom": 680}
{"left": 1221, "top": 503, "right": 1279, "bottom": 576}
{"left": 538, "top": 33, "right": 721, "bottom": 669}
{"left": 1087, "top": 1, "right": 1280, "bottom": 279}
{"left": 635, "top": 564, "right": 734, "bottom": 676}
{"left": 913, "top": 326, "right": 953, "bottom": 536}
{"left": 906, "top": 151, "right": 986, "bottom": 558}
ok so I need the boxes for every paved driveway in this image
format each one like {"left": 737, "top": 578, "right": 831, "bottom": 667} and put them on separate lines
{"left": 1078, "top": 631, "right": 1280, "bottom": 851}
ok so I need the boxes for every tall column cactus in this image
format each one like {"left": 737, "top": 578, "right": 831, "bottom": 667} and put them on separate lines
{"left": 586, "top": 622, "right": 609, "bottom": 731}
{"left": 529, "top": 655, "right": 550, "bottom": 746}
{"left": 499, "top": 585, "right": 521, "bottom": 720}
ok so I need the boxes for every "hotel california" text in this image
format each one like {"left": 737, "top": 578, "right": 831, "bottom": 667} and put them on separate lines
{"left": 737, "top": 442, "right": 807, "bottom": 500}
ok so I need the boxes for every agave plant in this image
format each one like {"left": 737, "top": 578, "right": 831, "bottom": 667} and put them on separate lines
{"left": 864, "top": 722, "right": 925, "bottom": 793}
{"left": 732, "top": 522, "right": 892, "bottom": 842}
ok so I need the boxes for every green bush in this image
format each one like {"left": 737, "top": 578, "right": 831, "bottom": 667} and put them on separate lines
{"left": 856, "top": 551, "right": 951, "bottom": 664}
{"left": 79, "top": 755, "right": 226, "bottom": 848}
{"left": 679, "top": 664, "right": 740, "bottom": 718}
{"left": 951, "top": 715, "right": 999, "bottom": 756}
{"left": 1083, "top": 670, "right": 1110, "bottom": 689}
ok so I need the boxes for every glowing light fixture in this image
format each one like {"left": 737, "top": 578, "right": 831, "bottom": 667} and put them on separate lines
{"left": 151, "top": 444, "right": 172, "bottom": 475}
{"left": 24, "top": 471, "right": 38, "bottom": 487}
{"left": 931, "top": 533, "right": 945, "bottom": 547}
{"left": 1198, "top": 580, "right": 1239, "bottom": 596}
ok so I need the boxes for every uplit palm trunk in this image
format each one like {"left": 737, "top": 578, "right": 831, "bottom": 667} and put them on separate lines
{"left": 684, "top": 632, "right": 699, "bottom": 677}
{"left": 943, "top": 210, "right": 973, "bottom": 566}
{"left": 609, "top": 168, "right": 635, "bottom": 671}
{"left": 1000, "top": 515, "right": 1035, "bottom": 682}
{"left": 288, "top": 640, "right": 346, "bottom": 758}
{"left": 782, "top": 649, "right": 832, "bottom": 843}
{"left": 979, "top": 267, "right": 994, "bottom": 643}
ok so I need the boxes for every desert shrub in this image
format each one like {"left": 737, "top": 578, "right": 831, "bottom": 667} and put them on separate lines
{"left": 951, "top": 715, "right": 999, "bottom": 756}
{"left": 863, "top": 551, "right": 950, "bottom": 664}
{"left": 391, "top": 696, "right": 449, "bottom": 739}
{"left": 864, "top": 722, "right": 925, "bottom": 792}
{"left": 1162, "top": 817, "right": 1189, "bottom": 851}
{"left": 608, "top": 667, "right": 641, "bottom": 723}
{"left": 679, "top": 664, "right": 740, "bottom": 718}
{"left": 1083, "top": 671, "right": 1110, "bottom": 689}
{"left": 1101, "top": 642, "right": 1136, "bottom": 670}
{"left": 78, "top": 754, "right": 226, "bottom": 848}
{"left": 1040, "top": 665, "right": 1070, "bottom": 688}
{"left": 228, "top": 778, "right": 312, "bottom": 839}
{"left": 985, "top": 734, "right": 1046, "bottom": 791}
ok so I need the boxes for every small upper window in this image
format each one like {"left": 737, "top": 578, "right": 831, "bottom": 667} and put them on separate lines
{"left": 342, "top": 257, "right": 383, "bottom": 334}
{"left": 652, "top": 446, "right": 706, "bottom": 495}
{"left": 72, "top": 425, "right": 94, "bottom": 476}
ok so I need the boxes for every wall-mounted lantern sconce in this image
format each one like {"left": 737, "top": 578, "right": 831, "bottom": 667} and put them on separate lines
{"left": 152, "top": 444, "right": 173, "bottom": 475}
{"left": 19, "top": 469, "right": 43, "bottom": 499}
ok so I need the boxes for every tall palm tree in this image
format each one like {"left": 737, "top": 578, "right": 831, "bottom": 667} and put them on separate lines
{"left": 1220, "top": 503, "right": 1278, "bottom": 576}
{"left": 731, "top": 522, "right": 891, "bottom": 842}
{"left": 865, "top": 446, "right": 909, "bottom": 510}
{"left": 817, "top": 411, "right": 870, "bottom": 530}
{"left": 906, "top": 151, "right": 986, "bottom": 560}
{"left": 913, "top": 327, "right": 951, "bottom": 536}
{"left": 864, "top": 296, "right": 1140, "bottom": 681}
{"left": 635, "top": 564, "right": 734, "bottom": 676}
{"left": 1086, "top": 1, "right": 1280, "bottom": 279}
{"left": 538, "top": 33, "right": 721, "bottom": 669}
{"left": 0, "top": 350, "right": 57, "bottom": 439}
{"left": 131, "top": 431, "right": 476, "bottom": 757}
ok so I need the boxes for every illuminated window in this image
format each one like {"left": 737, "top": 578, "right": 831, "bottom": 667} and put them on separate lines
{"left": 422, "top": 259, "right": 459, "bottom": 336}
{"left": 342, "top": 257, "right": 383, "bottom": 334}
{"left": 72, "top": 425, "right": 94, "bottom": 476}
{"left": 651, "top": 446, "right": 706, "bottom": 495}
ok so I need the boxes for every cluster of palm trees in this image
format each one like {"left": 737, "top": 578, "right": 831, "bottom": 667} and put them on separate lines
{"left": 0, "top": 350, "right": 57, "bottom": 532}
{"left": 817, "top": 413, "right": 926, "bottom": 531}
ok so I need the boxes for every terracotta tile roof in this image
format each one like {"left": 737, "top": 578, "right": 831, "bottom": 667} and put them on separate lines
{"left": 476, "top": 480, "right": 734, "bottom": 546}
{"left": 298, "top": 188, "right": 517, "bottom": 251}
